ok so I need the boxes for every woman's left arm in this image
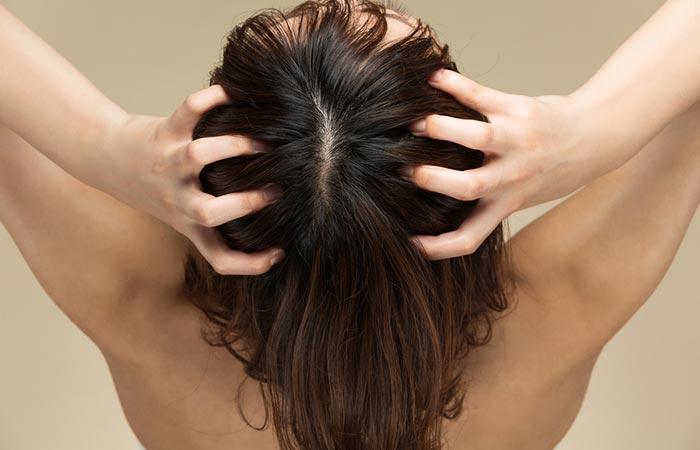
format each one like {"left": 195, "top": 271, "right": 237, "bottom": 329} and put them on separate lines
{"left": 0, "top": 4, "right": 283, "bottom": 275}
{"left": 407, "top": 0, "right": 700, "bottom": 259}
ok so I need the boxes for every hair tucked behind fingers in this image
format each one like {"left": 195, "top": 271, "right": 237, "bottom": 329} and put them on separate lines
{"left": 185, "top": 1, "right": 510, "bottom": 449}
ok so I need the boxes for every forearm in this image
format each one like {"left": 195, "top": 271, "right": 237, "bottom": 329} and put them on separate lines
{"left": 0, "top": 4, "right": 126, "bottom": 186}
{"left": 403, "top": 0, "right": 700, "bottom": 260}
{"left": 571, "top": 0, "right": 700, "bottom": 173}
{"left": 0, "top": 5, "right": 283, "bottom": 275}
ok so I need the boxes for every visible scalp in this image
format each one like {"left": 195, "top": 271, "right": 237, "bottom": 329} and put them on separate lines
{"left": 185, "top": 2, "right": 509, "bottom": 450}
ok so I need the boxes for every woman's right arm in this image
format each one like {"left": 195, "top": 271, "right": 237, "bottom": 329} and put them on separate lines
{"left": 408, "top": 0, "right": 700, "bottom": 259}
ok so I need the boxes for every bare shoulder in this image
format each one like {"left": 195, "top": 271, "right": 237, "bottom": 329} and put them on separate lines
{"left": 443, "top": 255, "right": 602, "bottom": 450}
{"left": 448, "top": 105, "right": 700, "bottom": 448}
{"left": 0, "top": 126, "right": 190, "bottom": 353}
{"left": 99, "top": 289, "right": 276, "bottom": 450}
{"left": 480, "top": 245, "right": 604, "bottom": 382}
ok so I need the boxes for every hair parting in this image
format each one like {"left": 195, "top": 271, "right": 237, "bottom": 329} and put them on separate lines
{"left": 185, "top": 1, "right": 510, "bottom": 449}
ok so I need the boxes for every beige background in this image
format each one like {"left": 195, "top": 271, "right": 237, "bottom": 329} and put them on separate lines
{"left": 0, "top": 0, "right": 698, "bottom": 449}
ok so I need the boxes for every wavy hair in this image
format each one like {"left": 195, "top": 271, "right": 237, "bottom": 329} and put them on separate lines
{"left": 185, "top": 1, "right": 509, "bottom": 449}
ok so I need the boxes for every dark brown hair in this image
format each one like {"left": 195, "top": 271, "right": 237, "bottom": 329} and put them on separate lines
{"left": 185, "top": 1, "right": 509, "bottom": 449}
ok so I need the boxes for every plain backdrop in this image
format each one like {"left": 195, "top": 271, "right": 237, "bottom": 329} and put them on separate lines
{"left": 0, "top": 1, "right": 698, "bottom": 449}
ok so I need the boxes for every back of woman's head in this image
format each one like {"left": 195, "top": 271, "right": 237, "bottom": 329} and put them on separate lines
{"left": 186, "top": 1, "right": 509, "bottom": 449}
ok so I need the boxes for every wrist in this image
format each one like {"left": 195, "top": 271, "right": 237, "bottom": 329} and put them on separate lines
{"left": 566, "top": 85, "right": 638, "bottom": 176}
{"left": 95, "top": 100, "right": 129, "bottom": 152}
{"left": 84, "top": 100, "right": 130, "bottom": 191}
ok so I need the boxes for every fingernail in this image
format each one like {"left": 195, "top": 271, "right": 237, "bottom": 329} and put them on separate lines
{"left": 428, "top": 69, "right": 444, "bottom": 83}
{"left": 263, "top": 185, "right": 283, "bottom": 202}
{"left": 400, "top": 165, "right": 415, "bottom": 178}
{"left": 269, "top": 250, "right": 285, "bottom": 266}
{"left": 410, "top": 119, "right": 426, "bottom": 134}
{"left": 251, "top": 139, "right": 272, "bottom": 152}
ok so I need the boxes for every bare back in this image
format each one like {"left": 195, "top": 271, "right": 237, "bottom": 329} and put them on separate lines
{"left": 0, "top": 98, "right": 698, "bottom": 450}
{"left": 105, "top": 265, "right": 600, "bottom": 450}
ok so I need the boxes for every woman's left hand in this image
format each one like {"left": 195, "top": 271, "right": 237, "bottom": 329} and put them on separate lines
{"left": 405, "top": 70, "right": 616, "bottom": 260}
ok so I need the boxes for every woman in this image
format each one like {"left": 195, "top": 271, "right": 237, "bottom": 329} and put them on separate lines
{"left": 0, "top": 1, "right": 698, "bottom": 450}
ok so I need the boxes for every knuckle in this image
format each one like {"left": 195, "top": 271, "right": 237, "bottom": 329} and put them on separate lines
{"left": 467, "top": 82, "right": 484, "bottom": 101}
{"left": 462, "top": 235, "right": 481, "bottom": 254}
{"left": 209, "top": 258, "right": 229, "bottom": 275}
{"left": 194, "top": 202, "right": 216, "bottom": 226}
{"left": 249, "top": 258, "right": 271, "bottom": 275}
{"left": 183, "top": 94, "right": 200, "bottom": 113}
{"left": 442, "top": 70, "right": 461, "bottom": 87}
{"left": 246, "top": 191, "right": 268, "bottom": 213}
{"left": 479, "top": 124, "right": 495, "bottom": 147}
{"left": 185, "top": 139, "right": 207, "bottom": 166}
{"left": 253, "top": 191, "right": 269, "bottom": 208}
{"left": 413, "top": 167, "right": 433, "bottom": 188}
{"left": 225, "top": 134, "right": 242, "bottom": 150}
{"left": 423, "top": 115, "right": 441, "bottom": 136}
{"left": 185, "top": 141, "right": 202, "bottom": 163}
{"left": 454, "top": 191, "right": 472, "bottom": 202}
{"left": 511, "top": 165, "right": 534, "bottom": 184}
{"left": 240, "top": 194, "right": 257, "bottom": 216}
{"left": 454, "top": 186, "right": 475, "bottom": 201}
{"left": 466, "top": 177, "right": 487, "bottom": 198}
{"left": 230, "top": 135, "right": 254, "bottom": 156}
{"left": 517, "top": 100, "right": 538, "bottom": 121}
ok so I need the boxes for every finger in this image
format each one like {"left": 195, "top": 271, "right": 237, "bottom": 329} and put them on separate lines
{"left": 410, "top": 115, "right": 501, "bottom": 152}
{"left": 407, "top": 164, "right": 504, "bottom": 201}
{"left": 180, "top": 185, "right": 282, "bottom": 227}
{"left": 168, "top": 85, "right": 230, "bottom": 134}
{"left": 413, "top": 196, "right": 514, "bottom": 260}
{"left": 189, "top": 226, "right": 285, "bottom": 275}
{"left": 182, "top": 135, "right": 269, "bottom": 172}
{"left": 428, "top": 69, "right": 512, "bottom": 114}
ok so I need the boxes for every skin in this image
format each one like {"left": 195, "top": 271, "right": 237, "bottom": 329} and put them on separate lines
{"left": 443, "top": 101, "right": 700, "bottom": 449}
{"left": 408, "top": 0, "right": 700, "bottom": 259}
{"left": 1, "top": 98, "right": 698, "bottom": 450}
{"left": 0, "top": 4, "right": 283, "bottom": 275}
{"left": 0, "top": 3, "right": 699, "bottom": 450}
